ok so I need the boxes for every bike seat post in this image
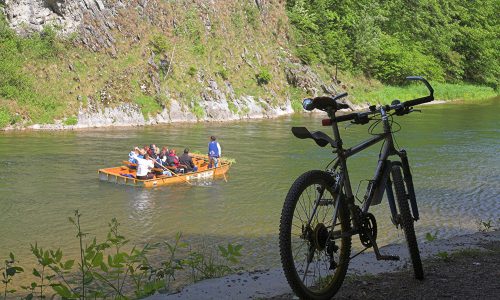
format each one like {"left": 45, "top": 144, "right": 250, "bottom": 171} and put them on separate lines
{"left": 327, "top": 108, "right": 343, "bottom": 149}
{"left": 328, "top": 108, "right": 355, "bottom": 208}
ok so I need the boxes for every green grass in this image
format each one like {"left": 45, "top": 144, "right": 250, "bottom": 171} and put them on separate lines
{"left": 191, "top": 100, "right": 205, "bottom": 119}
{"left": 134, "top": 95, "right": 162, "bottom": 119}
{"left": 63, "top": 116, "right": 78, "bottom": 126}
{"left": 288, "top": 86, "right": 308, "bottom": 112}
{"left": 227, "top": 101, "right": 238, "bottom": 114}
{"left": 0, "top": 107, "right": 12, "bottom": 127}
{"left": 350, "top": 82, "right": 498, "bottom": 105}
{"left": 1, "top": 3, "right": 497, "bottom": 130}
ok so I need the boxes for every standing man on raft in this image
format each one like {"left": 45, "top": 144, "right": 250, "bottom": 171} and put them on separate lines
{"left": 208, "top": 136, "right": 222, "bottom": 168}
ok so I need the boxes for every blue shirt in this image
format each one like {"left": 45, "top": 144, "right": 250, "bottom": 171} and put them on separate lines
{"left": 208, "top": 141, "right": 221, "bottom": 157}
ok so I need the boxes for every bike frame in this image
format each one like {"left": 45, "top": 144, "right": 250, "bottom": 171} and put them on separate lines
{"left": 326, "top": 107, "right": 418, "bottom": 232}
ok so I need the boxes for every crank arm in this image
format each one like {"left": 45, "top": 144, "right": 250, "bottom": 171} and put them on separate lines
{"left": 364, "top": 229, "right": 400, "bottom": 261}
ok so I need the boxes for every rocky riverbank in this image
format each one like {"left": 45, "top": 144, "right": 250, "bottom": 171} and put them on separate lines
{"left": 1, "top": 1, "right": 496, "bottom": 131}
{"left": 0, "top": 0, "right": 323, "bottom": 131}
{"left": 23, "top": 94, "right": 294, "bottom": 130}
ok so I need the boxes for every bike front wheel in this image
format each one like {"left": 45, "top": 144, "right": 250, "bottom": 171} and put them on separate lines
{"left": 391, "top": 165, "right": 424, "bottom": 280}
{"left": 279, "top": 170, "right": 351, "bottom": 300}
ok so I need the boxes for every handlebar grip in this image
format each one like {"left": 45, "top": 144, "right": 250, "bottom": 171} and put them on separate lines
{"left": 403, "top": 96, "right": 433, "bottom": 108}
{"left": 406, "top": 76, "right": 434, "bottom": 96}
{"left": 336, "top": 102, "right": 350, "bottom": 110}
{"left": 335, "top": 112, "right": 357, "bottom": 122}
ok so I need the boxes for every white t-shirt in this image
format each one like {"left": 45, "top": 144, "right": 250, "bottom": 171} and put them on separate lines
{"left": 133, "top": 155, "right": 154, "bottom": 176}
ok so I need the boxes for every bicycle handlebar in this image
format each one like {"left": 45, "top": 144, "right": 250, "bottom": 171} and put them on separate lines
{"left": 406, "top": 76, "right": 434, "bottom": 97}
{"left": 330, "top": 76, "right": 434, "bottom": 124}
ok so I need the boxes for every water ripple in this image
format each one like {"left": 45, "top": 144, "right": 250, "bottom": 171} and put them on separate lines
{"left": 0, "top": 99, "right": 499, "bottom": 271}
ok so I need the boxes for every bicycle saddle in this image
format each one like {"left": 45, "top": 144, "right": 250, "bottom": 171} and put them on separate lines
{"left": 303, "top": 92, "right": 350, "bottom": 111}
{"left": 292, "top": 127, "right": 338, "bottom": 148}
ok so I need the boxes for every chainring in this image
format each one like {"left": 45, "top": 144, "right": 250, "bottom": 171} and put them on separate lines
{"left": 358, "top": 213, "right": 377, "bottom": 247}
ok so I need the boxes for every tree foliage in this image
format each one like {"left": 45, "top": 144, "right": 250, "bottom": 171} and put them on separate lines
{"left": 286, "top": 0, "right": 499, "bottom": 89}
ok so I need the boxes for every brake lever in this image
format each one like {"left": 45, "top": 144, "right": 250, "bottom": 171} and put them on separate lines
{"left": 344, "top": 122, "right": 355, "bottom": 130}
{"left": 409, "top": 108, "right": 422, "bottom": 113}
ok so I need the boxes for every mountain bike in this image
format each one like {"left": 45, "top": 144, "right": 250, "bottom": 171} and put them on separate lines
{"left": 279, "top": 76, "right": 434, "bottom": 299}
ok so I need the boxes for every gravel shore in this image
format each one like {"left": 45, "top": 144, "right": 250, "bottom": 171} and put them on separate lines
{"left": 145, "top": 230, "right": 500, "bottom": 300}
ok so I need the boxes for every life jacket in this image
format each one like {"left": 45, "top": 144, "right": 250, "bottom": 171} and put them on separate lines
{"left": 208, "top": 141, "right": 220, "bottom": 157}
{"left": 167, "top": 154, "right": 179, "bottom": 167}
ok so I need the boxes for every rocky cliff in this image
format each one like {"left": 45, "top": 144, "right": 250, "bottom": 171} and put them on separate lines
{"left": 1, "top": 0, "right": 339, "bottom": 129}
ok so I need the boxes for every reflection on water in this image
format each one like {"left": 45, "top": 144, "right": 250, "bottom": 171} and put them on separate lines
{"left": 0, "top": 98, "right": 499, "bottom": 273}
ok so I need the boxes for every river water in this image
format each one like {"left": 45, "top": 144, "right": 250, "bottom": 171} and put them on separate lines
{"left": 0, "top": 99, "right": 499, "bottom": 273}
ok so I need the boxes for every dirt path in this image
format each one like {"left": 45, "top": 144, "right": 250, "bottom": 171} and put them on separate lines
{"left": 146, "top": 230, "right": 500, "bottom": 300}
{"left": 270, "top": 239, "right": 500, "bottom": 300}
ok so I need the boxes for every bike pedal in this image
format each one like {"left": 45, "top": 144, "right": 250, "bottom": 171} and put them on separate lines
{"left": 377, "top": 255, "right": 400, "bottom": 261}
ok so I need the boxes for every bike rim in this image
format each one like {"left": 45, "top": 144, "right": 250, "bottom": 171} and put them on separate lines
{"left": 290, "top": 182, "right": 344, "bottom": 293}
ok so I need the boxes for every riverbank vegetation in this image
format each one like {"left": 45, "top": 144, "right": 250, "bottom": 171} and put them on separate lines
{"left": 348, "top": 81, "right": 497, "bottom": 105}
{"left": 1, "top": 211, "right": 243, "bottom": 299}
{"left": 0, "top": 0, "right": 498, "bottom": 129}
{"left": 286, "top": 0, "right": 499, "bottom": 89}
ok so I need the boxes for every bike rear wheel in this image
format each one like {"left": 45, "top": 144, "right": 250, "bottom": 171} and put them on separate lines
{"left": 279, "top": 170, "right": 351, "bottom": 299}
{"left": 391, "top": 165, "right": 424, "bottom": 280}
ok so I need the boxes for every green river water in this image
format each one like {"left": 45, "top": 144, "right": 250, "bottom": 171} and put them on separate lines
{"left": 0, "top": 99, "right": 499, "bottom": 276}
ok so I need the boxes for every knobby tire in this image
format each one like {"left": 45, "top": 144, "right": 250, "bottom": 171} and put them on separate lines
{"left": 279, "top": 170, "right": 351, "bottom": 300}
{"left": 391, "top": 165, "right": 424, "bottom": 280}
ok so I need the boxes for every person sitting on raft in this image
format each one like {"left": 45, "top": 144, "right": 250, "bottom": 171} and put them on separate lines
{"left": 128, "top": 147, "right": 139, "bottom": 163}
{"left": 179, "top": 148, "right": 198, "bottom": 172}
{"left": 166, "top": 149, "right": 181, "bottom": 172}
{"left": 132, "top": 151, "right": 155, "bottom": 180}
{"left": 159, "top": 146, "right": 169, "bottom": 165}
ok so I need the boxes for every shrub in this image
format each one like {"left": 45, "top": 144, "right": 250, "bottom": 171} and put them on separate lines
{"left": 149, "top": 33, "right": 169, "bottom": 55}
{"left": 134, "top": 95, "right": 162, "bottom": 119}
{"left": 244, "top": 3, "right": 260, "bottom": 29}
{"left": 63, "top": 116, "right": 78, "bottom": 126}
{"left": 374, "top": 36, "right": 445, "bottom": 85}
{"left": 191, "top": 100, "right": 205, "bottom": 119}
{"left": 0, "top": 107, "right": 12, "bottom": 128}
{"left": 1, "top": 211, "right": 244, "bottom": 298}
{"left": 217, "top": 68, "right": 228, "bottom": 80}
{"left": 187, "top": 66, "right": 197, "bottom": 76}
{"left": 256, "top": 68, "right": 272, "bottom": 85}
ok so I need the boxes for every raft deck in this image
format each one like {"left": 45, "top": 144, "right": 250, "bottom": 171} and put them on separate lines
{"left": 98, "top": 154, "right": 231, "bottom": 188}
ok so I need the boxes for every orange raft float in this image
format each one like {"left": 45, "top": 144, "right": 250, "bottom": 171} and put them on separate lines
{"left": 98, "top": 154, "right": 232, "bottom": 188}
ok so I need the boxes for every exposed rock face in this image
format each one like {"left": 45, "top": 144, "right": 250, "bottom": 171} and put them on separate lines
{"left": 1, "top": 0, "right": 324, "bottom": 130}
{"left": 285, "top": 63, "right": 323, "bottom": 96}
{"left": 3, "top": 0, "right": 118, "bottom": 53}
{"left": 70, "top": 94, "right": 293, "bottom": 129}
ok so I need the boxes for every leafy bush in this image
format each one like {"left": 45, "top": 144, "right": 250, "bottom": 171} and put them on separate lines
{"left": 149, "top": 33, "right": 170, "bottom": 55}
{"left": 134, "top": 95, "right": 162, "bottom": 119}
{"left": 1, "top": 211, "right": 244, "bottom": 299}
{"left": 0, "top": 11, "right": 63, "bottom": 125}
{"left": 256, "top": 68, "right": 272, "bottom": 85}
{"left": 286, "top": 0, "right": 499, "bottom": 88}
{"left": 227, "top": 101, "right": 238, "bottom": 114}
{"left": 191, "top": 100, "right": 205, "bottom": 119}
{"left": 63, "top": 116, "right": 78, "bottom": 126}
{"left": 187, "top": 66, "right": 197, "bottom": 76}
{"left": 374, "top": 36, "right": 445, "bottom": 84}
{"left": 244, "top": 4, "right": 260, "bottom": 29}
{"left": 216, "top": 68, "right": 228, "bottom": 80}
{"left": 0, "top": 108, "right": 12, "bottom": 128}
